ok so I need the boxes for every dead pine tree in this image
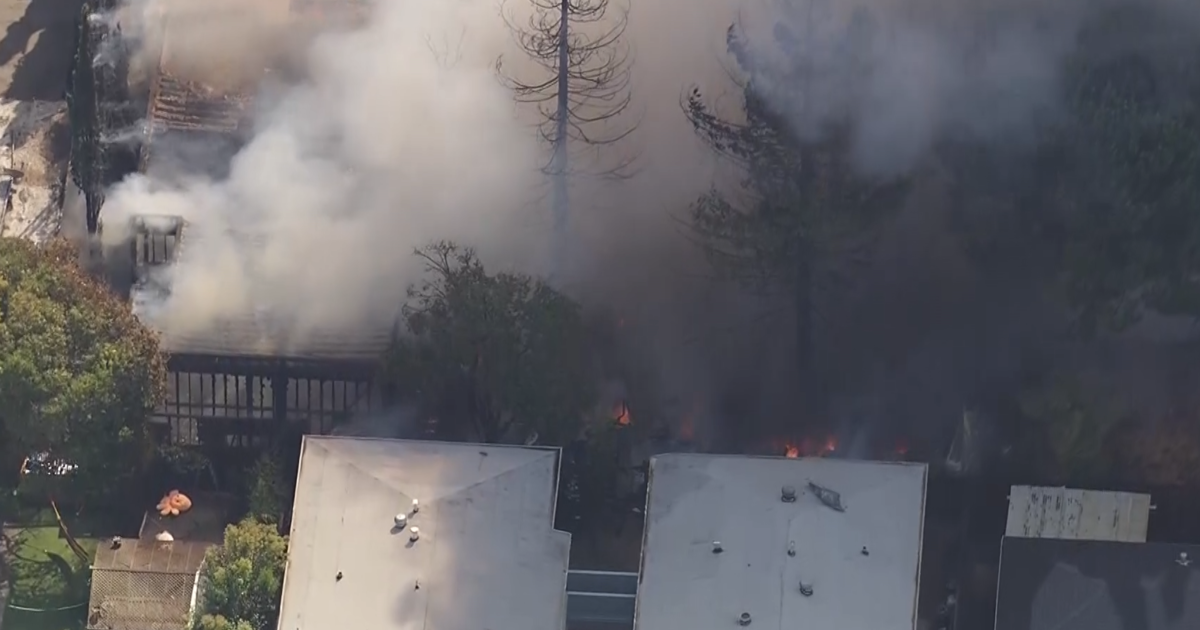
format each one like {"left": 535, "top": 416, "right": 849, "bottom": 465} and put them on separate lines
{"left": 497, "top": 0, "right": 639, "bottom": 276}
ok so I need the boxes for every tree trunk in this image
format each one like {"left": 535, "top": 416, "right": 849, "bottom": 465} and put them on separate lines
{"left": 551, "top": 0, "right": 571, "bottom": 278}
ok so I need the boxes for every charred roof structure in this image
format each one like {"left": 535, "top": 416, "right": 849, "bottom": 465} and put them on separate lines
{"left": 994, "top": 537, "right": 1200, "bottom": 630}
{"left": 633, "top": 454, "right": 927, "bottom": 630}
{"left": 278, "top": 437, "right": 572, "bottom": 630}
{"left": 126, "top": 8, "right": 384, "bottom": 449}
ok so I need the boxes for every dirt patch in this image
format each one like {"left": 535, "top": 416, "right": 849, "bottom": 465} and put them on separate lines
{"left": 0, "top": 99, "right": 67, "bottom": 241}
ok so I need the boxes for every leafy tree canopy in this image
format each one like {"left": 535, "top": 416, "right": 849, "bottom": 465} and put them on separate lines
{"left": 0, "top": 237, "right": 165, "bottom": 497}
{"left": 196, "top": 520, "right": 287, "bottom": 630}
{"left": 1052, "top": 46, "right": 1200, "bottom": 332}
{"left": 195, "top": 615, "right": 254, "bottom": 630}
{"left": 384, "top": 242, "right": 597, "bottom": 445}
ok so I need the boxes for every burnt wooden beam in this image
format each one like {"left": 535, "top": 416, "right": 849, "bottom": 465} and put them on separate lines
{"left": 166, "top": 353, "right": 379, "bottom": 381}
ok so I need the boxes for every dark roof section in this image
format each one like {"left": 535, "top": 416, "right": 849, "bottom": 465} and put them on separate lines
{"left": 995, "top": 537, "right": 1200, "bottom": 630}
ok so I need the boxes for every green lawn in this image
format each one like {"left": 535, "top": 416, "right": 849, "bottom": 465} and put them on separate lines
{"left": 3, "top": 526, "right": 96, "bottom": 630}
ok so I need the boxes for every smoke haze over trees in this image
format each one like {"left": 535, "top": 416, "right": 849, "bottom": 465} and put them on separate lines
{"left": 80, "top": 0, "right": 1200, "bottom": 483}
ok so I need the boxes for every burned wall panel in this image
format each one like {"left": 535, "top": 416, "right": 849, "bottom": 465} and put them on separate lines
{"left": 153, "top": 355, "right": 380, "bottom": 446}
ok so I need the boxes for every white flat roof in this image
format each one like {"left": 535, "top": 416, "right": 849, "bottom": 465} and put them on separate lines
{"left": 634, "top": 454, "right": 927, "bottom": 630}
{"left": 1005, "top": 485, "right": 1151, "bottom": 542}
{"left": 277, "top": 436, "right": 571, "bottom": 630}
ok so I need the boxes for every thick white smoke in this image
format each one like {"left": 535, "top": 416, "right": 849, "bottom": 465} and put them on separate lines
{"left": 89, "top": 0, "right": 1199, "bottom": 451}
{"left": 100, "top": 0, "right": 548, "bottom": 347}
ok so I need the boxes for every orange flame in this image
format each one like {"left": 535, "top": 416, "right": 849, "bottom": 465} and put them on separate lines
{"left": 779, "top": 435, "right": 836, "bottom": 459}
{"left": 613, "top": 401, "right": 632, "bottom": 426}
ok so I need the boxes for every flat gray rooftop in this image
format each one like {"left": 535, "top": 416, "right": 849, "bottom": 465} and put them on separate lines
{"left": 995, "top": 537, "right": 1200, "bottom": 630}
{"left": 634, "top": 454, "right": 927, "bottom": 630}
{"left": 277, "top": 436, "right": 571, "bottom": 630}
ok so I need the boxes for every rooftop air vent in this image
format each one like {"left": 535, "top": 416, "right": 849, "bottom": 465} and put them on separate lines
{"left": 712, "top": 541, "right": 724, "bottom": 554}
{"left": 395, "top": 513, "right": 408, "bottom": 528}
{"left": 412, "top": 499, "right": 420, "bottom": 513}
{"left": 409, "top": 526, "right": 421, "bottom": 542}
{"left": 799, "top": 582, "right": 814, "bottom": 596}
{"left": 737, "top": 613, "right": 752, "bottom": 626}
{"left": 781, "top": 486, "right": 797, "bottom": 503}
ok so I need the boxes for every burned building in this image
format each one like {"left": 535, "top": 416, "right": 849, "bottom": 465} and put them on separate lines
{"left": 123, "top": 1, "right": 388, "bottom": 449}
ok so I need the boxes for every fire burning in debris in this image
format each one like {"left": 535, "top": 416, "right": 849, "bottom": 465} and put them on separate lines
{"left": 613, "top": 401, "right": 632, "bottom": 426}
{"left": 779, "top": 435, "right": 838, "bottom": 459}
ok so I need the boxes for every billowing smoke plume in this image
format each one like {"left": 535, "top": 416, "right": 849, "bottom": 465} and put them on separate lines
{"left": 92, "top": 0, "right": 1200, "bottom": 453}
{"left": 101, "top": 0, "right": 549, "bottom": 345}
{"left": 735, "top": 0, "right": 1200, "bottom": 175}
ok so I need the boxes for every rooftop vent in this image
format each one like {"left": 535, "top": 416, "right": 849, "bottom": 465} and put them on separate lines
{"left": 787, "top": 541, "right": 796, "bottom": 557}
{"left": 409, "top": 526, "right": 421, "bottom": 542}
{"left": 737, "top": 613, "right": 752, "bottom": 626}
{"left": 395, "top": 513, "right": 408, "bottom": 528}
{"left": 1178, "top": 552, "right": 1192, "bottom": 567}
{"left": 781, "top": 485, "right": 797, "bottom": 503}
{"left": 800, "top": 582, "right": 814, "bottom": 596}
{"left": 412, "top": 499, "right": 420, "bottom": 513}
{"left": 712, "top": 541, "right": 724, "bottom": 554}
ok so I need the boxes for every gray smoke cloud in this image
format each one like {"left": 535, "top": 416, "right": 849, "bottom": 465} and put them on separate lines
{"left": 90, "top": 0, "right": 1200, "bottom": 452}
{"left": 734, "top": 0, "right": 1200, "bottom": 175}
{"left": 100, "top": 0, "right": 550, "bottom": 347}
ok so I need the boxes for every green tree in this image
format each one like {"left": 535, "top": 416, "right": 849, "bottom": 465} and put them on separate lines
{"left": 195, "top": 615, "right": 254, "bottom": 630}
{"left": 196, "top": 520, "right": 287, "bottom": 630}
{"left": 685, "top": 17, "right": 907, "bottom": 417}
{"left": 246, "top": 451, "right": 288, "bottom": 524}
{"left": 0, "top": 238, "right": 166, "bottom": 500}
{"left": 383, "top": 242, "right": 597, "bottom": 445}
{"left": 1046, "top": 12, "right": 1200, "bottom": 332}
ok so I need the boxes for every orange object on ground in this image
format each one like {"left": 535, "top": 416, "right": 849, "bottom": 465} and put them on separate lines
{"left": 155, "top": 490, "right": 194, "bottom": 517}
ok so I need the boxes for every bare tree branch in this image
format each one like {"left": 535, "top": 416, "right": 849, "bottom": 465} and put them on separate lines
{"left": 496, "top": 0, "right": 642, "bottom": 180}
